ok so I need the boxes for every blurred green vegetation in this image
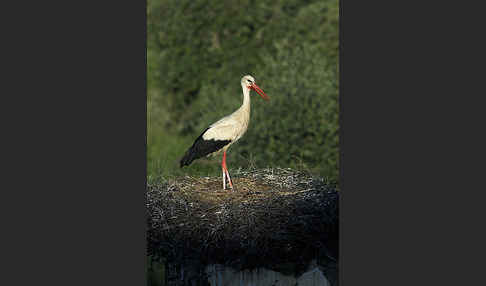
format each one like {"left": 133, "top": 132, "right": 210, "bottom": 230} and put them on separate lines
{"left": 148, "top": 0, "right": 339, "bottom": 183}
{"left": 147, "top": 256, "right": 165, "bottom": 286}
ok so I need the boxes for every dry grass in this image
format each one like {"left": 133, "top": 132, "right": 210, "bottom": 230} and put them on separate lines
{"left": 147, "top": 168, "right": 338, "bottom": 275}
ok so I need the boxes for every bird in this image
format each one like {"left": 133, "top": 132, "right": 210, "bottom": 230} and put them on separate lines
{"left": 179, "top": 75, "right": 269, "bottom": 190}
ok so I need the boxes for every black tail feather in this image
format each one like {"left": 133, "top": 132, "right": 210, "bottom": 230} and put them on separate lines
{"left": 180, "top": 148, "right": 197, "bottom": 168}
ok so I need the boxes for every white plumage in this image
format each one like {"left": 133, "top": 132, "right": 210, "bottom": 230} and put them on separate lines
{"left": 180, "top": 75, "right": 269, "bottom": 190}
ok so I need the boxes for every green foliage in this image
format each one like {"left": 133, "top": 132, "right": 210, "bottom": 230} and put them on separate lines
{"left": 147, "top": 256, "right": 165, "bottom": 286}
{"left": 238, "top": 42, "right": 339, "bottom": 179}
{"left": 148, "top": 0, "right": 339, "bottom": 181}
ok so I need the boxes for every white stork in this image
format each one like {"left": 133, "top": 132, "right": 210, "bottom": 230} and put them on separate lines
{"left": 180, "top": 75, "right": 269, "bottom": 190}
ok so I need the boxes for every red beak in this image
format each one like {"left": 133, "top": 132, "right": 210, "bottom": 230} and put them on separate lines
{"left": 250, "top": 83, "right": 269, "bottom": 101}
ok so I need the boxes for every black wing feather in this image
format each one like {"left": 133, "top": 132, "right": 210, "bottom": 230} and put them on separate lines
{"left": 179, "top": 128, "right": 231, "bottom": 168}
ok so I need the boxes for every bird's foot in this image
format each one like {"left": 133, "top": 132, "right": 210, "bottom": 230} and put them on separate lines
{"left": 222, "top": 180, "right": 233, "bottom": 191}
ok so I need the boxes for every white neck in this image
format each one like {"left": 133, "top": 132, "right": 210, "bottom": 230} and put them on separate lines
{"left": 241, "top": 82, "right": 251, "bottom": 109}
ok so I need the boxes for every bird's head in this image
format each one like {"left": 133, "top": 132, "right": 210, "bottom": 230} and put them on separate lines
{"left": 241, "top": 75, "right": 269, "bottom": 101}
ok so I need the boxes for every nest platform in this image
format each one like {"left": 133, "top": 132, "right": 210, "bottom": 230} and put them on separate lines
{"left": 147, "top": 168, "right": 339, "bottom": 284}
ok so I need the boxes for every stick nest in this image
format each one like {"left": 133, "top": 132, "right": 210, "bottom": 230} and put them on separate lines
{"left": 147, "top": 168, "right": 339, "bottom": 274}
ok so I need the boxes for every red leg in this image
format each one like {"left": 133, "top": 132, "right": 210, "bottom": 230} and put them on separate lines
{"left": 222, "top": 151, "right": 233, "bottom": 190}
{"left": 225, "top": 168, "right": 233, "bottom": 189}
{"left": 222, "top": 150, "right": 227, "bottom": 170}
{"left": 221, "top": 152, "right": 226, "bottom": 190}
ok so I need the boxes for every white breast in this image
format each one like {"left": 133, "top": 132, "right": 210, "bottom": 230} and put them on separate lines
{"left": 202, "top": 106, "right": 250, "bottom": 143}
